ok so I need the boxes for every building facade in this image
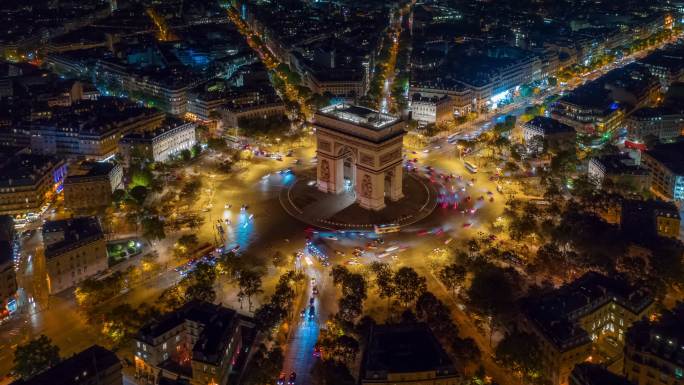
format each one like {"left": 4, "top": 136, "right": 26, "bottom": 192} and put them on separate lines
{"left": 623, "top": 303, "right": 684, "bottom": 385}
{"left": 134, "top": 301, "right": 256, "bottom": 385}
{"left": 43, "top": 217, "right": 107, "bottom": 294}
{"left": 641, "top": 141, "right": 684, "bottom": 201}
{"left": 626, "top": 107, "right": 684, "bottom": 142}
{"left": 521, "top": 272, "right": 655, "bottom": 385}
{"left": 64, "top": 161, "right": 123, "bottom": 212}
{"left": 410, "top": 94, "right": 453, "bottom": 124}
{"left": 0, "top": 154, "right": 67, "bottom": 216}
{"left": 119, "top": 121, "right": 197, "bottom": 165}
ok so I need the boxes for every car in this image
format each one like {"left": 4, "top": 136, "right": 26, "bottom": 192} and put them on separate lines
{"left": 300, "top": 309, "right": 306, "bottom": 318}
{"left": 308, "top": 305, "right": 315, "bottom": 319}
{"left": 310, "top": 297, "right": 315, "bottom": 305}
{"left": 462, "top": 223, "right": 472, "bottom": 228}
{"left": 312, "top": 286, "right": 319, "bottom": 295}
{"left": 313, "top": 345, "right": 322, "bottom": 357}
{"left": 288, "top": 372, "right": 297, "bottom": 385}
{"left": 277, "top": 373, "right": 286, "bottom": 385}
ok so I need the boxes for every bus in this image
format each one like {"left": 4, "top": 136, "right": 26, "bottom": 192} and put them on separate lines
{"left": 447, "top": 132, "right": 462, "bottom": 144}
{"left": 464, "top": 161, "right": 478, "bottom": 174}
{"left": 374, "top": 224, "right": 400, "bottom": 234}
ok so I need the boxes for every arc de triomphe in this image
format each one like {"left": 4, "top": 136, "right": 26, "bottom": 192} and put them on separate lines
{"left": 313, "top": 104, "right": 405, "bottom": 211}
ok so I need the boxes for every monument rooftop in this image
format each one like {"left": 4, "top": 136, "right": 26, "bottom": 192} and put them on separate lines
{"left": 318, "top": 104, "right": 401, "bottom": 131}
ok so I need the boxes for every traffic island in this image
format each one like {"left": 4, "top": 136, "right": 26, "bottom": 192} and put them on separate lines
{"left": 280, "top": 168, "right": 437, "bottom": 230}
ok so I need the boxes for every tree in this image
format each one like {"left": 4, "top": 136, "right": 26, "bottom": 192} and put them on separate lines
{"left": 183, "top": 262, "right": 217, "bottom": 303}
{"left": 369, "top": 262, "right": 395, "bottom": 311}
{"left": 112, "top": 189, "right": 126, "bottom": 205}
{"left": 177, "top": 234, "right": 199, "bottom": 250}
{"left": 467, "top": 264, "right": 516, "bottom": 322}
{"left": 254, "top": 303, "right": 286, "bottom": 332}
{"left": 331, "top": 265, "right": 351, "bottom": 287}
{"left": 13, "top": 335, "right": 60, "bottom": 379}
{"left": 393, "top": 267, "right": 427, "bottom": 307}
{"left": 180, "top": 149, "right": 192, "bottom": 161}
{"left": 311, "top": 359, "right": 356, "bottom": 385}
{"left": 207, "top": 137, "right": 227, "bottom": 151}
{"left": 242, "top": 344, "right": 284, "bottom": 385}
{"left": 129, "top": 185, "right": 148, "bottom": 206}
{"left": 141, "top": 216, "right": 165, "bottom": 242}
{"left": 495, "top": 331, "right": 544, "bottom": 382}
{"left": 415, "top": 292, "right": 459, "bottom": 342}
{"left": 129, "top": 168, "right": 153, "bottom": 189}
{"left": 102, "top": 303, "right": 159, "bottom": 346}
{"left": 438, "top": 264, "right": 466, "bottom": 296}
{"left": 452, "top": 337, "right": 481, "bottom": 368}
{"left": 237, "top": 270, "right": 264, "bottom": 311}
{"left": 271, "top": 251, "right": 287, "bottom": 268}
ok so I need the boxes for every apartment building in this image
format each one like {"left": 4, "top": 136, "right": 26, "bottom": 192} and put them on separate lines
{"left": 641, "top": 141, "right": 684, "bottom": 200}
{"left": 521, "top": 272, "right": 655, "bottom": 385}
{"left": 64, "top": 161, "right": 123, "bottom": 212}
{"left": 11, "top": 345, "right": 122, "bottom": 385}
{"left": 0, "top": 153, "right": 67, "bottom": 216}
{"left": 119, "top": 120, "right": 196, "bottom": 165}
{"left": 134, "top": 301, "right": 256, "bottom": 385}
{"left": 410, "top": 94, "right": 453, "bottom": 124}
{"left": 43, "top": 217, "right": 107, "bottom": 294}
{"left": 624, "top": 303, "right": 684, "bottom": 385}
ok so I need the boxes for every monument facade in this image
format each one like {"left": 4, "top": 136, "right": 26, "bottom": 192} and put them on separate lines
{"left": 314, "top": 104, "right": 405, "bottom": 211}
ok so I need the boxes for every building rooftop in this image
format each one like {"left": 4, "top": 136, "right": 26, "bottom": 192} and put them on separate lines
{"left": 11, "top": 345, "right": 120, "bottom": 385}
{"left": 137, "top": 301, "right": 250, "bottom": 366}
{"left": 43, "top": 217, "right": 103, "bottom": 259}
{"left": 362, "top": 323, "right": 458, "bottom": 380}
{"left": 525, "top": 116, "right": 575, "bottom": 135}
{"left": 65, "top": 161, "right": 116, "bottom": 182}
{"left": 121, "top": 118, "right": 194, "bottom": 142}
{"left": 522, "top": 272, "right": 653, "bottom": 351}
{"left": 318, "top": 104, "right": 401, "bottom": 131}
{"left": 626, "top": 303, "right": 684, "bottom": 366}
{"left": 0, "top": 154, "right": 63, "bottom": 188}
{"left": 411, "top": 93, "right": 451, "bottom": 104}
{"left": 645, "top": 141, "right": 684, "bottom": 175}
{"left": 570, "top": 363, "right": 633, "bottom": 385}
{"left": 591, "top": 154, "right": 648, "bottom": 176}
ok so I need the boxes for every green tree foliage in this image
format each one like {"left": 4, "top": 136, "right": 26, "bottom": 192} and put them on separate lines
{"left": 369, "top": 262, "right": 395, "bottom": 310}
{"left": 237, "top": 114, "right": 290, "bottom": 138}
{"left": 141, "top": 216, "right": 166, "bottom": 242}
{"left": 253, "top": 270, "right": 302, "bottom": 332}
{"left": 393, "top": 267, "right": 427, "bottom": 307}
{"left": 311, "top": 359, "right": 356, "bottom": 385}
{"left": 237, "top": 270, "right": 264, "bottom": 311}
{"left": 415, "top": 292, "right": 459, "bottom": 341}
{"left": 183, "top": 262, "right": 217, "bottom": 303}
{"left": 75, "top": 272, "right": 126, "bottom": 309}
{"left": 242, "top": 344, "right": 284, "bottom": 385}
{"left": 180, "top": 149, "right": 192, "bottom": 161}
{"left": 467, "top": 264, "right": 516, "bottom": 320}
{"left": 331, "top": 266, "right": 367, "bottom": 324}
{"left": 177, "top": 234, "right": 199, "bottom": 250}
{"left": 207, "top": 137, "right": 227, "bottom": 151}
{"left": 12, "top": 335, "right": 60, "bottom": 379}
{"left": 495, "top": 331, "right": 544, "bottom": 382}
{"left": 112, "top": 189, "right": 126, "bottom": 205}
{"left": 102, "top": 303, "right": 159, "bottom": 346}
{"left": 438, "top": 263, "right": 466, "bottom": 296}
{"left": 129, "top": 185, "right": 148, "bottom": 206}
{"left": 129, "top": 168, "right": 153, "bottom": 188}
